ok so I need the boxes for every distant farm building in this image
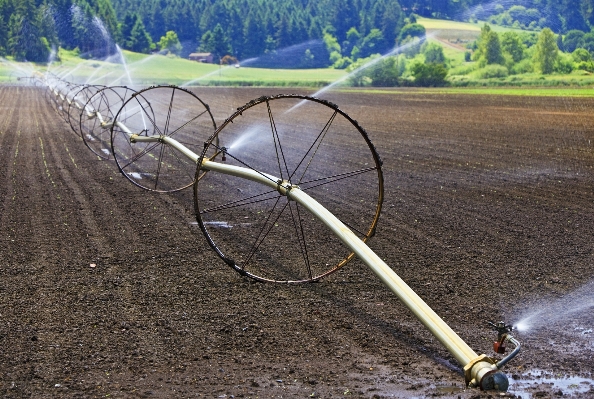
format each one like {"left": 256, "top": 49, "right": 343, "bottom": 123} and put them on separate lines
{"left": 189, "top": 53, "right": 214, "bottom": 63}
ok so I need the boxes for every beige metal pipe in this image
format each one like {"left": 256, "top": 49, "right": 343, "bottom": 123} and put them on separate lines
{"left": 122, "top": 134, "right": 507, "bottom": 388}
{"left": 200, "top": 158, "right": 477, "bottom": 363}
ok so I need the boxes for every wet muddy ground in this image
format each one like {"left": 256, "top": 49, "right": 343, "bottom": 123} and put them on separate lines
{"left": 0, "top": 85, "right": 593, "bottom": 398}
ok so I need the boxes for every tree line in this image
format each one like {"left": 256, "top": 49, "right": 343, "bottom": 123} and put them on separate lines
{"left": 110, "top": 0, "right": 594, "bottom": 64}
{"left": 0, "top": 0, "right": 119, "bottom": 61}
{"left": 3, "top": 0, "right": 594, "bottom": 68}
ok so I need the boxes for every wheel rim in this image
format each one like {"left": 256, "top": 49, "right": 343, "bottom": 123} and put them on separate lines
{"left": 79, "top": 86, "right": 139, "bottom": 159}
{"left": 110, "top": 85, "right": 217, "bottom": 192}
{"left": 194, "top": 94, "right": 384, "bottom": 283}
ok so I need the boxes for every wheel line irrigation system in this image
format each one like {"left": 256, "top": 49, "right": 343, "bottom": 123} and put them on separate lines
{"left": 36, "top": 71, "right": 520, "bottom": 392}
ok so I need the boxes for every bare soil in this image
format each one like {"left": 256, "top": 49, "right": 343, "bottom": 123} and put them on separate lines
{"left": 1, "top": 85, "right": 593, "bottom": 398}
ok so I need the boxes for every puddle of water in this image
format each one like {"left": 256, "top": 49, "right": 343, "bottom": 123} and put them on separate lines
{"left": 203, "top": 221, "right": 232, "bottom": 229}
{"left": 127, "top": 172, "right": 142, "bottom": 179}
{"left": 189, "top": 221, "right": 253, "bottom": 229}
{"left": 574, "top": 327, "right": 593, "bottom": 335}
{"left": 435, "top": 385, "right": 464, "bottom": 394}
{"left": 509, "top": 369, "right": 594, "bottom": 398}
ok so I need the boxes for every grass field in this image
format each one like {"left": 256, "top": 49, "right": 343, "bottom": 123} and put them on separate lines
{"left": 338, "top": 86, "right": 594, "bottom": 97}
{"left": 1, "top": 49, "right": 345, "bottom": 87}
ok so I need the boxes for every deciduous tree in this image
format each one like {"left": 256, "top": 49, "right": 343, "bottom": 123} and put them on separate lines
{"left": 533, "top": 28, "right": 558, "bottom": 74}
{"left": 159, "top": 30, "right": 182, "bottom": 56}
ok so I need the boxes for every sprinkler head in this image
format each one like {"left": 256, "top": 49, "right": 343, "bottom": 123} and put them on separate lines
{"left": 487, "top": 321, "right": 514, "bottom": 339}
{"left": 488, "top": 321, "right": 514, "bottom": 354}
{"left": 221, "top": 146, "right": 227, "bottom": 162}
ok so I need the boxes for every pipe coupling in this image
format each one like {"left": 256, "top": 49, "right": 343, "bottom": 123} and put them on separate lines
{"left": 464, "top": 355, "right": 509, "bottom": 392}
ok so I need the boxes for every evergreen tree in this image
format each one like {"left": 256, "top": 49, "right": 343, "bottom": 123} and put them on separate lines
{"left": 562, "top": 0, "right": 588, "bottom": 31}
{"left": 148, "top": 1, "right": 166, "bottom": 42}
{"left": 581, "top": 0, "right": 594, "bottom": 26}
{"left": 200, "top": 23, "right": 231, "bottom": 59}
{"left": 121, "top": 12, "right": 138, "bottom": 49}
{"left": 242, "top": 12, "right": 267, "bottom": 59}
{"left": 330, "top": 0, "right": 357, "bottom": 43}
{"left": 381, "top": 0, "right": 404, "bottom": 47}
{"left": 0, "top": 15, "right": 6, "bottom": 55}
{"left": 7, "top": 0, "right": 51, "bottom": 61}
{"left": 533, "top": 28, "right": 558, "bottom": 74}
{"left": 563, "top": 30, "right": 585, "bottom": 53}
{"left": 129, "top": 17, "right": 153, "bottom": 53}
{"left": 543, "top": 0, "right": 563, "bottom": 32}
{"left": 275, "top": 15, "right": 292, "bottom": 49}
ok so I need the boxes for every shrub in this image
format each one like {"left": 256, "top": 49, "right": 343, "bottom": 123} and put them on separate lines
{"left": 575, "top": 61, "right": 594, "bottom": 72}
{"left": 422, "top": 42, "right": 446, "bottom": 64}
{"left": 572, "top": 48, "right": 591, "bottom": 62}
{"left": 367, "top": 57, "right": 401, "bottom": 86}
{"left": 449, "top": 62, "right": 478, "bottom": 75}
{"left": 474, "top": 64, "right": 509, "bottom": 79}
{"left": 511, "top": 58, "right": 533, "bottom": 74}
{"left": 554, "top": 53, "right": 574, "bottom": 74}
{"left": 410, "top": 62, "right": 448, "bottom": 86}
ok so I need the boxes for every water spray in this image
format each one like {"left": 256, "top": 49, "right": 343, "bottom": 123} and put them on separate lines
{"left": 36, "top": 74, "right": 520, "bottom": 392}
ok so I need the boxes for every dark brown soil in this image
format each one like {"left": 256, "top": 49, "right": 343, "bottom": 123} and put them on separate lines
{"left": 1, "top": 85, "right": 593, "bottom": 398}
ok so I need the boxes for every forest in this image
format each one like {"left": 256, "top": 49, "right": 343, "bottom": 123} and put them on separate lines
{"left": 2, "top": 0, "right": 594, "bottom": 71}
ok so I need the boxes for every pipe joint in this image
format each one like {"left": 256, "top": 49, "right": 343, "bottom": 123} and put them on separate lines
{"left": 276, "top": 179, "right": 296, "bottom": 196}
{"left": 464, "top": 355, "right": 509, "bottom": 392}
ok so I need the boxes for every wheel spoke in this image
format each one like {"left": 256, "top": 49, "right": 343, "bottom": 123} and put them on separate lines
{"left": 169, "top": 143, "right": 197, "bottom": 182}
{"left": 163, "top": 87, "right": 176, "bottom": 136}
{"left": 119, "top": 140, "right": 160, "bottom": 170}
{"left": 154, "top": 143, "right": 167, "bottom": 190}
{"left": 219, "top": 144, "right": 283, "bottom": 187}
{"left": 292, "top": 110, "right": 337, "bottom": 184}
{"left": 288, "top": 201, "right": 312, "bottom": 280}
{"left": 133, "top": 95, "right": 162, "bottom": 136}
{"left": 266, "top": 100, "right": 290, "bottom": 181}
{"left": 299, "top": 166, "right": 378, "bottom": 190}
{"left": 166, "top": 109, "right": 210, "bottom": 138}
{"left": 244, "top": 197, "right": 287, "bottom": 268}
{"left": 112, "top": 85, "right": 216, "bottom": 193}
{"left": 200, "top": 189, "right": 280, "bottom": 214}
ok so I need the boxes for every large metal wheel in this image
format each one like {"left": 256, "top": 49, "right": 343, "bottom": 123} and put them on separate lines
{"left": 79, "top": 86, "right": 137, "bottom": 159}
{"left": 67, "top": 84, "right": 97, "bottom": 136}
{"left": 110, "top": 85, "right": 217, "bottom": 192}
{"left": 194, "top": 94, "right": 384, "bottom": 283}
{"left": 44, "top": 76, "right": 63, "bottom": 114}
{"left": 59, "top": 82, "right": 82, "bottom": 123}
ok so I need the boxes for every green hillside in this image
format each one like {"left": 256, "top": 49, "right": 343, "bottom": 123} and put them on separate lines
{"left": 1, "top": 49, "right": 346, "bottom": 87}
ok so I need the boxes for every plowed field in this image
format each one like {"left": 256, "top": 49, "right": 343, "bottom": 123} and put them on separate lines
{"left": 1, "top": 85, "right": 593, "bottom": 398}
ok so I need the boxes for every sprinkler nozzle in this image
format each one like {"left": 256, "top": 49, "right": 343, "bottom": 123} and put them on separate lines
{"left": 486, "top": 320, "right": 521, "bottom": 369}
{"left": 221, "top": 146, "right": 227, "bottom": 162}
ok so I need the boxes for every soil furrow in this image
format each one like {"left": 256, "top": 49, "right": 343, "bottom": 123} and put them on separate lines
{"left": 1, "top": 85, "right": 593, "bottom": 398}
